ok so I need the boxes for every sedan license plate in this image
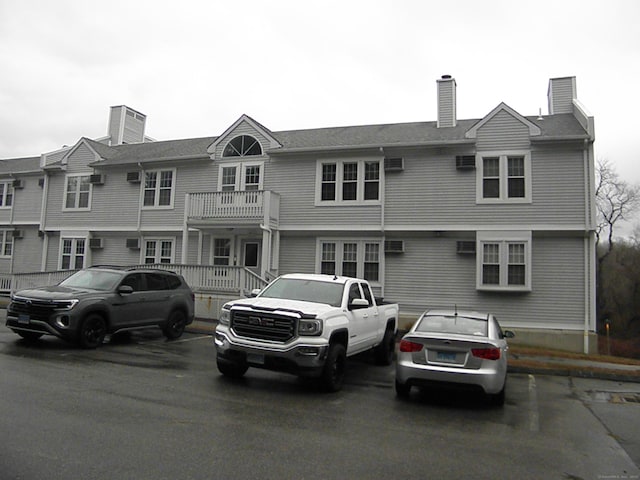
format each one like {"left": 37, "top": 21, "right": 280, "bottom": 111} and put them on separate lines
{"left": 247, "top": 353, "right": 265, "bottom": 365}
{"left": 18, "top": 314, "right": 30, "bottom": 325}
{"left": 436, "top": 351, "right": 457, "bottom": 362}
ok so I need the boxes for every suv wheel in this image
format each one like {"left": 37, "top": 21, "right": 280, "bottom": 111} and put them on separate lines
{"left": 78, "top": 314, "right": 107, "bottom": 349}
{"left": 163, "top": 310, "right": 187, "bottom": 340}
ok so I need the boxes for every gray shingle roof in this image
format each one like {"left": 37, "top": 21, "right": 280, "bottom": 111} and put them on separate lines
{"left": 2, "top": 112, "right": 590, "bottom": 169}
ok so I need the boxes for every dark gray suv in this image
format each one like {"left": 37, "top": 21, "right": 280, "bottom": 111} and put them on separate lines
{"left": 6, "top": 266, "right": 195, "bottom": 348}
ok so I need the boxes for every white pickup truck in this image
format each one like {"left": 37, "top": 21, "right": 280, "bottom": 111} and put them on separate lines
{"left": 214, "top": 273, "right": 399, "bottom": 392}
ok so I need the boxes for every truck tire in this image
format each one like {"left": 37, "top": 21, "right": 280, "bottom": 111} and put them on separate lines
{"left": 217, "top": 357, "right": 249, "bottom": 378}
{"left": 373, "top": 328, "right": 395, "bottom": 365}
{"left": 78, "top": 314, "right": 107, "bottom": 349}
{"left": 321, "top": 343, "right": 346, "bottom": 392}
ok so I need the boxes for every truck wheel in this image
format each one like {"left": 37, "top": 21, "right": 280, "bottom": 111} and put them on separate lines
{"left": 321, "top": 343, "right": 346, "bottom": 392}
{"left": 163, "top": 310, "right": 187, "bottom": 340}
{"left": 78, "top": 314, "right": 107, "bottom": 349}
{"left": 373, "top": 328, "right": 395, "bottom": 365}
{"left": 217, "top": 358, "right": 248, "bottom": 378}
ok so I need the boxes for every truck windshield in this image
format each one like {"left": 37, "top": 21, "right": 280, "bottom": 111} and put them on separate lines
{"left": 259, "top": 278, "right": 344, "bottom": 307}
{"left": 59, "top": 270, "right": 122, "bottom": 291}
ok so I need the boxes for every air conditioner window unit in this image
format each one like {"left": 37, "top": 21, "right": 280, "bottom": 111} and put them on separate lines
{"left": 12, "top": 229, "right": 23, "bottom": 239}
{"left": 89, "top": 238, "right": 104, "bottom": 249}
{"left": 89, "top": 174, "right": 105, "bottom": 185}
{"left": 126, "top": 171, "right": 141, "bottom": 183}
{"left": 456, "top": 155, "right": 476, "bottom": 170}
{"left": 456, "top": 240, "right": 476, "bottom": 254}
{"left": 384, "top": 157, "right": 404, "bottom": 172}
{"left": 12, "top": 179, "right": 24, "bottom": 189}
{"left": 384, "top": 240, "right": 404, "bottom": 253}
{"left": 126, "top": 238, "right": 140, "bottom": 249}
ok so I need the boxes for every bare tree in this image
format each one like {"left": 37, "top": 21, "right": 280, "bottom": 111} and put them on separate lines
{"left": 595, "top": 158, "right": 640, "bottom": 259}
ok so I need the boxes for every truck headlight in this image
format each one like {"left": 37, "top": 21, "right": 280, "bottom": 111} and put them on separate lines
{"left": 219, "top": 308, "right": 230, "bottom": 326}
{"left": 298, "top": 319, "right": 322, "bottom": 336}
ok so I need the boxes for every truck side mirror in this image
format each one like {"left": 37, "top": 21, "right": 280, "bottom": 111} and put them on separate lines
{"left": 349, "top": 298, "right": 370, "bottom": 310}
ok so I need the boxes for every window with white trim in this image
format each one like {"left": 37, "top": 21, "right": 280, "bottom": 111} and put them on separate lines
{"left": 213, "top": 238, "right": 231, "bottom": 266}
{"left": 318, "top": 240, "right": 381, "bottom": 282}
{"left": 61, "top": 238, "right": 86, "bottom": 270}
{"left": 477, "top": 231, "right": 531, "bottom": 291}
{"left": 0, "top": 182, "right": 14, "bottom": 208}
{"left": 0, "top": 230, "right": 14, "bottom": 257}
{"left": 476, "top": 152, "right": 531, "bottom": 203}
{"left": 222, "top": 135, "right": 262, "bottom": 157}
{"left": 143, "top": 169, "right": 175, "bottom": 208}
{"left": 64, "top": 174, "right": 91, "bottom": 210}
{"left": 316, "top": 159, "right": 381, "bottom": 204}
{"left": 217, "top": 162, "right": 263, "bottom": 204}
{"left": 143, "top": 239, "right": 174, "bottom": 264}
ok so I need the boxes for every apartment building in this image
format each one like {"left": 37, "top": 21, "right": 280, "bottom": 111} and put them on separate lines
{"left": 0, "top": 76, "right": 597, "bottom": 351}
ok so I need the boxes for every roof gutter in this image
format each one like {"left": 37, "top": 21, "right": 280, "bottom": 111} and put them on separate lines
{"left": 266, "top": 139, "right": 476, "bottom": 156}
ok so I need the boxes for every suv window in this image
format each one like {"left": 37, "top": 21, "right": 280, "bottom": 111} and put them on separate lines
{"left": 120, "top": 273, "right": 144, "bottom": 292}
{"left": 166, "top": 274, "right": 182, "bottom": 290}
{"left": 146, "top": 272, "right": 169, "bottom": 291}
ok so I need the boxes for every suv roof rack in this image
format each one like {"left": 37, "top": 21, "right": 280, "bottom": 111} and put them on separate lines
{"left": 89, "top": 265, "right": 177, "bottom": 274}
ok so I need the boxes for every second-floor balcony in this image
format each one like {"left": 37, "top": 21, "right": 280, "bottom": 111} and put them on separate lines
{"left": 186, "top": 190, "right": 280, "bottom": 228}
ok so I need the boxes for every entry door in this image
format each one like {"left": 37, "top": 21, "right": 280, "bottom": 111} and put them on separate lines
{"left": 242, "top": 241, "right": 260, "bottom": 275}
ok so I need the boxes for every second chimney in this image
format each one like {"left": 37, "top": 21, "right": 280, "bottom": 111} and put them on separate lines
{"left": 437, "top": 75, "right": 457, "bottom": 128}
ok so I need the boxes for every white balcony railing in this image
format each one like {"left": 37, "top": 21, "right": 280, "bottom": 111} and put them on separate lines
{"left": 188, "top": 191, "right": 269, "bottom": 220}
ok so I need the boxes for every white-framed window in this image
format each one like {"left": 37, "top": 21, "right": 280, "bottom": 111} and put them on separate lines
{"left": 476, "top": 151, "right": 531, "bottom": 203}
{"left": 60, "top": 238, "right": 86, "bottom": 270}
{"left": 217, "top": 162, "right": 264, "bottom": 204}
{"left": 142, "top": 169, "right": 175, "bottom": 208}
{"left": 317, "top": 239, "right": 381, "bottom": 282}
{"left": 476, "top": 231, "right": 531, "bottom": 291}
{"left": 63, "top": 174, "right": 91, "bottom": 210}
{"left": 222, "top": 135, "right": 262, "bottom": 157}
{"left": 143, "top": 238, "right": 174, "bottom": 264}
{"left": 213, "top": 238, "right": 231, "bottom": 266}
{"left": 0, "top": 230, "right": 14, "bottom": 257}
{"left": 315, "top": 159, "right": 381, "bottom": 205}
{"left": 0, "top": 182, "right": 14, "bottom": 208}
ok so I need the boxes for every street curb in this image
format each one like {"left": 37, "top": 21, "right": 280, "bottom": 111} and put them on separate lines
{"left": 508, "top": 365, "right": 640, "bottom": 384}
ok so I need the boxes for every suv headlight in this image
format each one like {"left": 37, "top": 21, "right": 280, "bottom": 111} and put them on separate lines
{"left": 298, "top": 319, "right": 322, "bottom": 336}
{"left": 219, "top": 308, "right": 230, "bottom": 326}
{"left": 57, "top": 299, "right": 79, "bottom": 310}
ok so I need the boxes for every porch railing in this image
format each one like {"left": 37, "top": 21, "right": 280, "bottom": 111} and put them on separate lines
{"left": 2, "top": 265, "right": 269, "bottom": 297}
{"left": 186, "top": 191, "right": 280, "bottom": 227}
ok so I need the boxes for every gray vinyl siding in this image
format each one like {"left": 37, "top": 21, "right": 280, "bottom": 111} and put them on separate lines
{"left": 383, "top": 235, "right": 586, "bottom": 330}
{"left": 384, "top": 148, "right": 587, "bottom": 228}
{"left": 278, "top": 234, "right": 318, "bottom": 274}
{"left": 271, "top": 156, "right": 382, "bottom": 229}
{"left": 11, "top": 175, "right": 42, "bottom": 222}
{"left": 4, "top": 227, "right": 42, "bottom": 273}
{"left": 475, "top": 109, "right": 531, "bottom": 151}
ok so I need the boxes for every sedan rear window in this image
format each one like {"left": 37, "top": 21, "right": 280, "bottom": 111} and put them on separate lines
{"left": 416, "top": 314, "right": 488, "bottom": 337}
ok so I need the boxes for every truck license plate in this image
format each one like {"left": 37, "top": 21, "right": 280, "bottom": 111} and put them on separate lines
{"left": 436, "top": 351, "right": 457, "bottom": 362}
{"left": 18, "top": 314, "right": 30, "bottom": 325}
{"left": 247, "top": 353, "right": 265, "bottom": 365}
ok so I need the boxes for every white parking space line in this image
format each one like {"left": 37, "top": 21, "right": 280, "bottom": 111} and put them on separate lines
{"left": 528, "top": 374, "right": 540, "bottom": 432}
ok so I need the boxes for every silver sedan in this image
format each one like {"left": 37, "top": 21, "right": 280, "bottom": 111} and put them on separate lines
{"left": 395, "top": 309, "right": 515, "bottom": 405}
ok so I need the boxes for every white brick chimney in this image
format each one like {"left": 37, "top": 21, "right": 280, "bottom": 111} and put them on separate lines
{"left": 547, "top": 76, "right": 577, "bottom": 115}
{"left": 437, "top": 75, "right": 457, "bottom": 128}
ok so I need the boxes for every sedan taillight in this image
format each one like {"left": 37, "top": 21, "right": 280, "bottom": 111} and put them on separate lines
{"left": 399, "top": 339, "right": 423, "bottom": 353}
{"left": 471, "top": 347, "right": 501, "bottom": 360}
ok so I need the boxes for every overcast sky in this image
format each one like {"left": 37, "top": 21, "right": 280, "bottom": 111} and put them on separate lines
{"left": 1, "top": 0, "right": 639, "bottom": 224}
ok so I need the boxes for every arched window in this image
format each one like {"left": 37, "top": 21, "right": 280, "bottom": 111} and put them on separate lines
{"left": 223, "top": 135, "right": 262, "bottom": 157}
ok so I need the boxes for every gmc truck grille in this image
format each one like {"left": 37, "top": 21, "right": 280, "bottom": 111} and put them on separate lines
{"left": 231, "top": 311, "right": 297, "bottom": 342}
{"left": 9, "top": 298, "right": 64, "bottom": 321}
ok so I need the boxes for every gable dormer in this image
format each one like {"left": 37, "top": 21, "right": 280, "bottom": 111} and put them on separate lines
{"left": 465, "top": 103, "right": 541, "bottom": 151}
{"left": 207, "top": 114, "right": 281, "bottom": 160}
